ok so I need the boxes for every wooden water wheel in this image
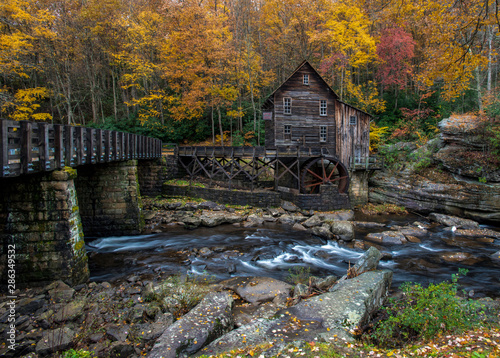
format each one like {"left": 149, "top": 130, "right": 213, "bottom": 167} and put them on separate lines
{"left": 300, "top": 156, "right": 349, "bottom": 194}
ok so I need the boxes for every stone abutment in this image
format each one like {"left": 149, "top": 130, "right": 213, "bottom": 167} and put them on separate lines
{"left": 0, "top": 159, "right": 164, "bottom": 288}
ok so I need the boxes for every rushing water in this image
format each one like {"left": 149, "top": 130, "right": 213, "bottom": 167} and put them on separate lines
{"left": 86, "top": 214, "right": 500, "bottom": 297}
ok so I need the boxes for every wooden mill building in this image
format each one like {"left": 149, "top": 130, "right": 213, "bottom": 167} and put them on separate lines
{"left": 176, "top": 60, "right": 380, "bottom": 209}
{"left": 262, "top": 60, "right": 371, "bottom": 167}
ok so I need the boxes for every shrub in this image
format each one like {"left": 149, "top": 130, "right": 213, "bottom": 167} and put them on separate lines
{"left": 371, "top": 269, "right": 485, "bottom": 348}
{"left": 60, "top": 349, "right": 95, "bottom": 358}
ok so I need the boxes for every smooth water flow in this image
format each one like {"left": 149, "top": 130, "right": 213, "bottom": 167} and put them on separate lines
{"left": 86, "top": 215, "right": 500, "bottom": 297}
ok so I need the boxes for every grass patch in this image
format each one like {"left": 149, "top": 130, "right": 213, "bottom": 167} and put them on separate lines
{"left": 360, "top": 203, "right": 408, "bottom": 215}
{"left": 164, "top": 179, "right": 206, "bottom": 188}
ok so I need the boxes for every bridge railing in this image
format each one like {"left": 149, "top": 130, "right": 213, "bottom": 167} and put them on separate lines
{"left": 0, "top": 119, "right": 163, "bottom": 177}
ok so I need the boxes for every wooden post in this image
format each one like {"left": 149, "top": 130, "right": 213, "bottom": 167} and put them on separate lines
{"left": 39, "top": 123, "right": 50, "bottom": 171}
{"left": 20, "top": 121, "right": 33, "bottom": 174}
{"left": 54, "top": 125, "right": 64, "bottom": 168}
{"left": 96, "top": 129, "right": 103, "bottom": 163}
{"left": 112, "top": 131, "right": 118, "bottom": 161}
{"left": 120, "top": 132, "right": 126, "bottom": 160}
{"left": 124, "top": 133, "right": 130, "bottom": 160}
{"left": 104, "top": 130, "right": 111, "bottom": 162}
{"left": 65, "top": 126, "right": 74, "bottom": 167}
{"left": 0, "top": 120, "right": 9, "bottom": 177}
{"left": 76, "top": 126, "right": 84, "bottom": 166}
{"left": 86, "top": 128, "right": 95, "bottom": 164}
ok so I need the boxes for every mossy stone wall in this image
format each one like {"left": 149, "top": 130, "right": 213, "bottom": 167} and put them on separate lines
{"left": 75, "top": 160, "right": 144, "bottom": 238}
{"left": 0, "top": 169, "right": 89, "bottom": 287}
{"left": 348, "top": 171, "right": 369, "bottom": 206}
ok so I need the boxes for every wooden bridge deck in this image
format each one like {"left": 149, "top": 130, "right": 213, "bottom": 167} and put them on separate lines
{"left": 0, "top": 119, "right": 162, "bottom": 177}
{"left": 177, "top": 145, "right": 336, "bottom": 159}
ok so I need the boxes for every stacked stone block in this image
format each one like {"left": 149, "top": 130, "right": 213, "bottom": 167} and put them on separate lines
{"left": 348, "top": 171, "right": 369, "bottom": 206}
{"left": 0, "top": 169, "right": 89, "bottom": 287}
{"left": 75, "top": 160, "right": 144, "bottom": 237}
{"left": 138, "top": 159, "right": 165, "bottom": 196}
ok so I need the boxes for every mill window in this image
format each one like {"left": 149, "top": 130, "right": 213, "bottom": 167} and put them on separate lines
{"left": 284, "top": 125, "right": 291, "bottom": 141}
{"left": 320, "top": 126, "right": 327, "bottom": 142}
{"left": 303, "top": 74, "right": 309, "bottom": 85}
{"left": 284, "top": 97, "right": 292, "bottom": 115}
{"left": 350, "top": 115, "right": 357, "bottom": 125}
{"left": 320, "top": 100, "right": 327, "bottom": 116}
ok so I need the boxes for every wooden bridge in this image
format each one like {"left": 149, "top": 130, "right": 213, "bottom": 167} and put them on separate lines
{"left": 177, "top": 145, "right": 383, "bottom": 194}
{"left": 0, "top": 119, "right": 162, "bottom": 177}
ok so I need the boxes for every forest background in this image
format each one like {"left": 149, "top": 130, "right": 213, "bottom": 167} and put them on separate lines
{"left": 1, "top": 0, "right": 499, "bottom": 147}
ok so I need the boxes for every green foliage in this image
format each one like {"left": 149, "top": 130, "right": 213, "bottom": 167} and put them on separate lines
{"left": 286, "top": 266, "right": 312, "bottom": 285}
{"left": 60, "top": 349, "right": 95, "bottom": 358}
{"left": 371, "top": 269, "right": 485, "bottom": 348}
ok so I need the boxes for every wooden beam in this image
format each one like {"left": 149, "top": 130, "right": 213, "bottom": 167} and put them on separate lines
{"left": 65, "top": 126, "right": 74, "bottom": 167}
{"left": 0, "top": 120, "right": 9, "bottom": 177}
{"left": 39, "top": 123, "right": 50, "bottom": 171}
{"left": 20, "top": 121, "right": 33, "bottom": 174}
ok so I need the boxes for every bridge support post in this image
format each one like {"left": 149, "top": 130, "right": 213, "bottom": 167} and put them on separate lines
{"left": 75, "top": 160, "right": 144, "bottom": 237}
{"left": 0, "top": 168, "right": 89, "bottom": 287}
{"left": 348, "top": 170, "right": 370, "bottom": 206}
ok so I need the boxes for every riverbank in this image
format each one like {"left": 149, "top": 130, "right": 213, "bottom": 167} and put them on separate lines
{"left": 2, "top": 196, "right": 499, "bottom": 357}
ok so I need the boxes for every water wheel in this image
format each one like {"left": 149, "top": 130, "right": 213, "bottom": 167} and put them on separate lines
{"left": 300, "top": 156, "right": 349, "bottom": 194}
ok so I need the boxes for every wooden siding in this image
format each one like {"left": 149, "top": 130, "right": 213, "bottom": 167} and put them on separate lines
{"left": 272, "top": 63, "right": 337, "bottom": 150}
{"left": 335, "top": 101, "right": 370, "bottom": 165}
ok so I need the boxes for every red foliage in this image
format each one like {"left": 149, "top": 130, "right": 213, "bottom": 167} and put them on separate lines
{"left": 376, "top": 27, "right": 415, "bottom": 90}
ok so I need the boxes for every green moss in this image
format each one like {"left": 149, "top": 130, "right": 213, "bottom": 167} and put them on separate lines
{"left": 74, "top": 239, "right": 85, "bottom": 252}
{"left": 63, "top": 166, "right": 78, "bottom": 179}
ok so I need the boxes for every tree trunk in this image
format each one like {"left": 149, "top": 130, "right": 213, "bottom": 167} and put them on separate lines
{"left": 217, "top": 106, "right": 224, "bottom": 146}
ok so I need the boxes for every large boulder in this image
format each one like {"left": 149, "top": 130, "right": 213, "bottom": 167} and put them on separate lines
{"left": 296, "top": 270, "right": 393, "bottom": 341}
{"left": 312, "top": 224, "right": 334, "bottom": 240}
{"left": 220, "top": 277, "right": 292, "bottom": 305}
{"left": 198, "top": 271, "right": 392, "bottom": 357}
{"left": 330, "top": 221, "right": 355, "bottom": 241}
{"left": 147, "top": 291, "right": 234, "bottom": 358}
{"left": 350, "top": 246, "right": 383, "bottom": 276}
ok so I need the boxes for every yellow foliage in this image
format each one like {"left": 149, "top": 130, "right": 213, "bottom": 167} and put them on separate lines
{"left": 369, "top": 122, "right": 388, "bottom": 152}
{"left": 2, "top": 87, "right": 52, "bottom": 122}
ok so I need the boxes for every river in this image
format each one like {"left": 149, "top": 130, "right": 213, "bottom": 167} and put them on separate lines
{"left": 86, "top": 213, "right": 500, "bottom": 297}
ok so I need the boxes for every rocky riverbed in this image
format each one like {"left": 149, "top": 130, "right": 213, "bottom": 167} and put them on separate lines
{"left": 2, "top": 197, "right": 499, "bottom": 358}
{"left": 0, "top": 244, "right": 393, "bottom": 358}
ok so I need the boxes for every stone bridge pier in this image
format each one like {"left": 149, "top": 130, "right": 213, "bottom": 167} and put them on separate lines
{"left": 0, "top": 159, "right": 164, "bottom": 287}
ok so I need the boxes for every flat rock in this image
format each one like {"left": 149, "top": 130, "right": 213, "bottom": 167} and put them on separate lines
{"left": 440, "top": 252, "right": 481, "bottom": 264}
{"left": 36, "top": 327, "right": 75, "bottom": 355}
{"left": 366, "top": 231, "right": 407, "bottom": 245}
{"left": 105, "top": 323, "right": 131, "bottom": 342}
{"left": 147, "top": 291, "right": 234, "bottom": 358}
{"left": 453, "top": 228, "right": 500, "bottom": 239}
{"left": 292, "top": 223, "right": 307, "bottom": 231}
{"left": 396, "top": 225, "right": 428, "bottom": 238}
{"left": 281, "top": 201, "right": 299, "bottom": 212}
{"left": 429, "top": 213, "right": 480, "bottom": 229}
{"left": 46, "top": 281, "right": 75, "bottom": 302}
{"left": 220, "top": 277, "right": 292, "bottom": 305}
{"left": 53, "top": 299, "right": 86, "bottom": 322}
{"left": 354, "top": 222, "right": 386, "bottom": 228}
